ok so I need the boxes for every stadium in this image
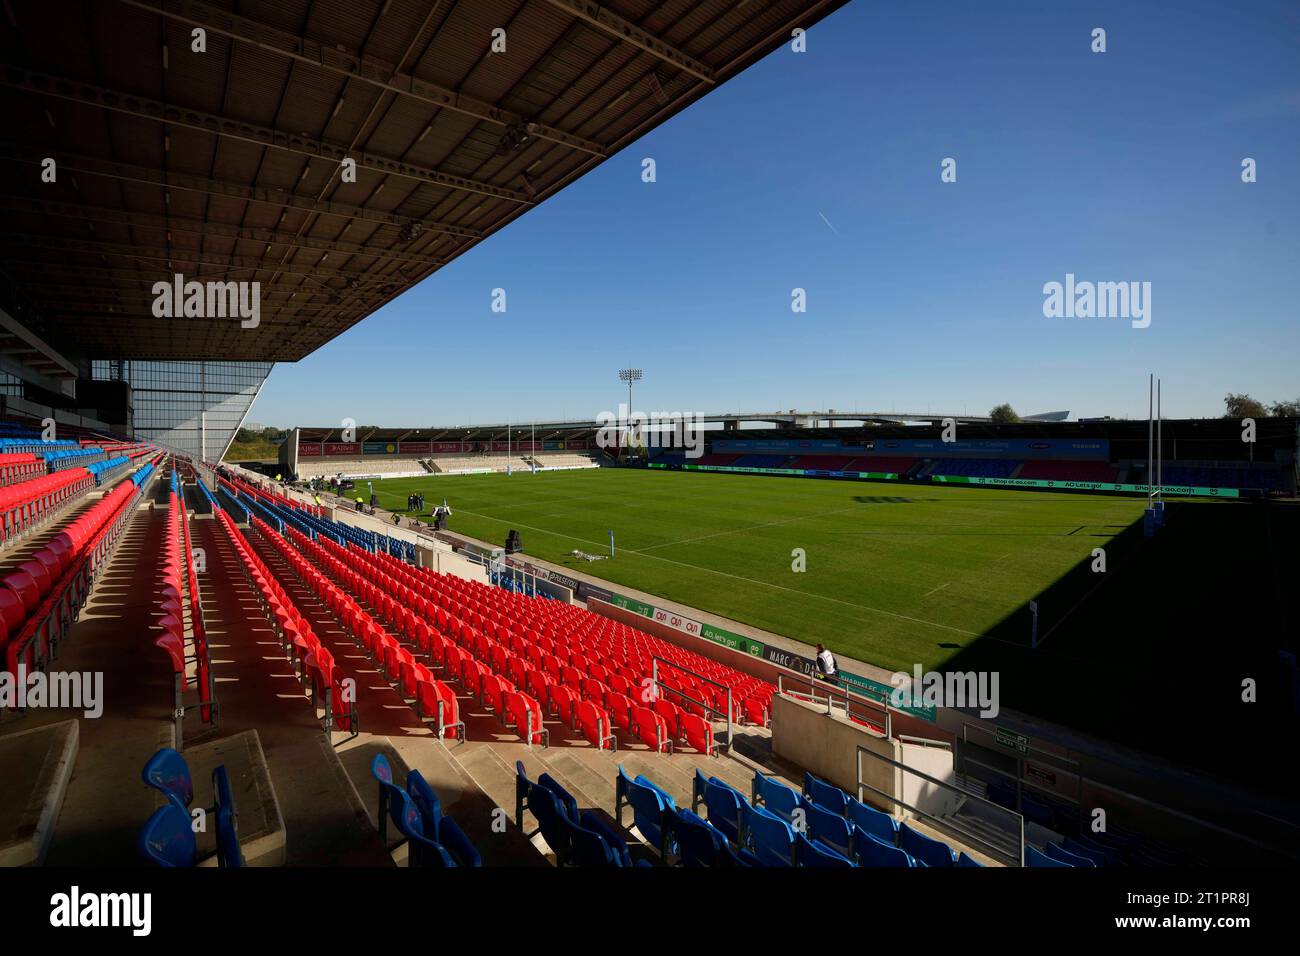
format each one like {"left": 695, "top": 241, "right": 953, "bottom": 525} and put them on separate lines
{"left": 0, "top": 0, "right": 1296, "bottom": 933}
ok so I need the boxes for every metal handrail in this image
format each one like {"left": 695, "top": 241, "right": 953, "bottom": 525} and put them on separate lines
{"left": 777, "top": 670, "right": 892, "bottom": 738}
{"left": 650, "top": 656, "right": 732, "bottom": 753}
{"left": 856, "top": 743, "right": 1024, "bottom": 866}
{"left": 958, "top": 721, "right": 1300, "bottom": 863}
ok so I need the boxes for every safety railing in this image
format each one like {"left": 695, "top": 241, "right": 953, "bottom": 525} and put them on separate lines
{"left": 776, "top": 668, "right": 892, "bottom": 738}
{"left": 856, "top": 743, "right": 1025, "bottom": 866}
{"left": 650, "top": 655, "right": 732, "bottom": 754}
{"left": 959, "top": 721, "right": 1300, "bottom": 865}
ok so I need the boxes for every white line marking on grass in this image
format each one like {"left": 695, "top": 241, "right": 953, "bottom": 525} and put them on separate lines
{"left": 451, "top": 506, "right": 981, "bottom": 638}
{"left": 632, "top": 506, "right": 862, "bottom": 553}
{"left": 922, "top": 582, "right": 950, "bottom": 597}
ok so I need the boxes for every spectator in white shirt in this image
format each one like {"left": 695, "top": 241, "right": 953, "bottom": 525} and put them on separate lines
{"left": 815, "top": 644, "right": 837, "bottom": 682}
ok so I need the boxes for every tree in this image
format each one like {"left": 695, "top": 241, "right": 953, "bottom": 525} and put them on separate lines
{"left": 989, "top": 403, "right": 1020, "bottom": 424}
{"left": 1224, "top": 393, "right": 1269, "bottom": 419}
{"left": 1269, "top": 398, "right": 1300, "bottom": 418}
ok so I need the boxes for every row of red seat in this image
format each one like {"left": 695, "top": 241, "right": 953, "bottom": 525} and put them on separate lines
{"left": 396, "top": 557, "right": 775, "bottom": 726}
{"left": 279, "top": 526, "right": 464, "bottom": 739}
{"left": 0, "top": 452, "right": 45, "bottom": 487}
{"left": 215, "top": 510, "right": 357, "bottom": 733}
{"left": 1, "top": 472, "right": 145, "bottom": 699}
{"left": 151, "top": 471, "right": 217, "bottom": 748}
{"left": 301, "top": 534, "right": 723, "bottom": 756}
{"left": 0, "top": 468, "right": 95, "bottom": 546}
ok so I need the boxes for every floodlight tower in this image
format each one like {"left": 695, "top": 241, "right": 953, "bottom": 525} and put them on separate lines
{"left": 618, "top": 368, "right": 642, "bottom": 452}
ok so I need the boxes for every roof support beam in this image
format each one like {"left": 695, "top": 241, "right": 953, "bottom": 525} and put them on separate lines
{"left": 0, "top": 306, "right": 78, "bottom": 377}
{"left": 541, "top": 0, "right": 716, "bottom": 83}
{"left": 0, "top": 145, "right": 483, "bottom": 240}
{"left": 0, "top": 196, "right": 444, "bottom": 267}
{"left": 2, "top": 235, "right": 406, "bottom": 285}
{"left": 1, "top": 67, "right": 531, "bottom": 204}
{"left": 117, "top": 0, "right": 608, "bottom": 158}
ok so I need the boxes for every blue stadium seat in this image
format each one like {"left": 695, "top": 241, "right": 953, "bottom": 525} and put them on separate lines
{"left": 1064, "top": 835, "right": 1116, "bottom": 867}
{"left": 899, "top": 822, "right": 957, "bottom": 867}
{"left": 796, "top": 832, "right": 855, "bottom": 868}
{"left": 1025, "top": 844, "right": 1072, "bottom": 867}
{"left": 406, "top": 769, "right": 442, "bottom": 836}
{"left": 1020, "top": 792, "right": 1057, "bottom": 829}
{"left": 558, "top": 812, "right": 622, "bottom": 867}
{"left": 985, "top": 780, "right": 1017, "bottom": 810}
{"left": 743, "top": 803, "right": 795, "bottom": 867}
{"left": 528, "top": 781, "right": 572, "bottom": 862}
{"left": 390, "top": 788, "right": 457, "bottom": 867}
{"left": 139, "top": 802, "right": 198, "bottom": 868}
{"left": 803, "top": 771, "right": 848, "bottom": 814}
{"left": 1045, "top": 842, "right": 1096, "bottom": 867}
{"left": 579, "top": 811, "right": 633, "bottom": 867}
{"left": 672, "top": 808, "right": 730, "bottom": 867}
{"left": 617, "top": 767, "right": 674, "bottom": 856}
{"left": 855, "top": 831, "right": 915, "bottom": 868}
{"left": 802, "top": 797, "right": 853, "bottom": 857}
{"left": 693, "top": 769, "right": 747, "bottom": 845}
{"left": 142, "top": 747, "right": 194, "bottom": 811}
{"left": 437, "top": 815, "right": 482, "bottom": 867}
{"left": 956, "top": 851, "right": 984, "bottom": 867}
{"left": 370, "top": 753, "right": 409, "bottom": 845}
{"left": 752, "top": 771, "right": 800, "bottom": 822}
{"left": 212, "top": 766, "right": 243, "bottom": 868}
{"left": 538, "top": 772, "right": 579, "bottom": 823}
{"left": 848, "top": 798, "right": 899, "bottom": 845}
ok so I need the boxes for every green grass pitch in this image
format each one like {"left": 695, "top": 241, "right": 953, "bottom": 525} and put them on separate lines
{"left": 359, "top": 468, "right": 1145, "bottom": 673}
{"left": 345, "top": 466, "right": 1294, "bottom": 781}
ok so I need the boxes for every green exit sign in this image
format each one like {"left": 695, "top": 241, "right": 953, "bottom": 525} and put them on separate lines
{"left": 996, "top": 726, "right": 1030, "bottom": 754}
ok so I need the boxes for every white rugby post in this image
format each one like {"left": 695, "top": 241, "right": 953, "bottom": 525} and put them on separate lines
{"left": 1147, "top": 373, "right": 1154, "bottom": 502}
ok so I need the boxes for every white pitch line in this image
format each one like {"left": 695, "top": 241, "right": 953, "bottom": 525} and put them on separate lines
{"left": 632, "top": 505, "right": 863, "bottom": 553}
{"left": 449, "top": 506, "right": 980, "bottom": 638}
{"left": 922, "top": 582, "right": 951, "bottom": 597}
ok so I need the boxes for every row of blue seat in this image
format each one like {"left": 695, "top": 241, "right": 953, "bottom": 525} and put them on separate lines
{"left": 86, "top": 455, "right": 130, "bottom": 485}
{"left": 131, "top": 461, "right": 156, "bottom": 487}
{"left": 0, "top": 437, "right": 81, "bottom": 456}
{"left": 194, "top": 477, "right": 219, "bottom": 511}
{"left": 516, "top": 763, "right": 650, "bottom": 866}
{"left": 370, "top": 754, "right": 481, "bottom": 867}
{"left": 44, "top": 446, "right": 107, "bottom": 472}
{"left": 984, "top": 778, "right": 1188, "bottom": 866}
{"left": 215, "top": 485, "right": 248, "bottom": 522}
{"left": 138, "top": 748, "right": 242, "bottom": 868}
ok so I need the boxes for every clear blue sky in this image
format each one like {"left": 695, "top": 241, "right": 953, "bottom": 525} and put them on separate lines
{"left": 250, "top": 0, "right": 1299, "bottom": 428}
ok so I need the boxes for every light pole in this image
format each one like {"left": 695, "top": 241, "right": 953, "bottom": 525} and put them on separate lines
{"left": 618, "top": 368, "right": 642, "bottom": 454}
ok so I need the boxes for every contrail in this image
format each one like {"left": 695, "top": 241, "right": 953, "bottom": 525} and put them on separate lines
{"left": 818, "top": 211, "right": 839, "bottom": 235}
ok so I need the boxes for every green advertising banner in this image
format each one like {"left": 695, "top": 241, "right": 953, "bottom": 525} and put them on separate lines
{"left": 930, "top": 475, "right": 1240, "bottom": 497}
{"left": 700, "top": 622, "right": 764, "bottom": 657}
{"left": 599, "top": 582, "right": 935, "bottom": 721}
{"left": 609, "top": 593, "right": 654, "bottom": 618}
{"left": 651, "top": 462, "right": 1242, "bottom": 498}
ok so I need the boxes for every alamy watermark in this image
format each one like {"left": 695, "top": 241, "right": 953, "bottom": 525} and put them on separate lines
{"left": 889, "top": 665, "right": 1000, "bottom": 718}
{"left": 1042, "top": 273, "right": 1150, "bottom": 329}
{"left": 151, "top": 273, "right": 260, "bottom": 328}
{"left": 595, "top": 403, "right": 704, "bottom": 459}
{"left": 0, "top": 666, "right": 103, "bottom": 718}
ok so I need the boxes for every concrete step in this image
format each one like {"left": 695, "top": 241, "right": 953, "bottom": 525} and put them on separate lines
{"left": 337, "top": 733, "right": 546, "bottom": 866}
{"left": 531, "top": 747, "right": 618, "bottom": 815}
{"left": 610, "top": 751, "right": 696, "bottom": 809}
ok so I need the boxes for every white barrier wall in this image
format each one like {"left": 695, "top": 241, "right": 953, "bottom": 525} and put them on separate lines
{"left": 898, "top": 741, "right": 958, "bottom": 818}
